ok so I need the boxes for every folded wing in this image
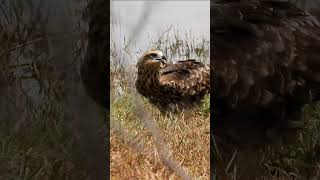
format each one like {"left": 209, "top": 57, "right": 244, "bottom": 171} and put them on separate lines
{"left": 160, "top": 60, "right": 210, "bottom": 97}
{"left": 212, "top": 0, "right": 320, "bottom": 148}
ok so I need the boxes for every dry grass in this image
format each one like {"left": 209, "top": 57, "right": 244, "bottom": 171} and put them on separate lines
{"left": 3, "top": 1, "right": 320, "bottom": 179}
{"left": 110, "top": 93, "right": 210, "bottom": 179}
{"left": 0, "top": 1, "right": 94, "bottom": 179}
{"left": 110, "top": 5, "right": 211, "bottom": 179}
{"left": 214, "top": 103, "right": 320, "bottom": 180}
{"left": 110, "top": 94, "right": 210, "bottom": 179}
{"left": 110, "top": 22, "right": 210, "bottom": 179}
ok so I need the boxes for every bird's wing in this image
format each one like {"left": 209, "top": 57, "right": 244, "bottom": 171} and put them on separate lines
{"left": 159, "top": 59, "right": 210, "bottom": 96}
{"left": 212, "top": 0, "right": 320, "bottom": 110}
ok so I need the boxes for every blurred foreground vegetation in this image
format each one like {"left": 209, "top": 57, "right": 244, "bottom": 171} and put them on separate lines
{"left": 0, "top": 0, "right": 95, "bottom": 179}
{"left": 110, "top": 14, "right": 211, "bottom": 177}
{"left": 0, "top": 0, "right": 320, "bottom": 179}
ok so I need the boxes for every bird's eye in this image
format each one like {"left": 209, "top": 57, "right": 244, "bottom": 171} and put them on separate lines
{"left": 150, "top": 53, "right": 157, "bottom": 57}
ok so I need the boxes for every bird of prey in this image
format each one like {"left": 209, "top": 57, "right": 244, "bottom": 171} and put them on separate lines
{"left": 135, "top": 49, "right": 210, "bottom": 113}
{"left": 212, "top": 0, "right": 320, "bottom": 148}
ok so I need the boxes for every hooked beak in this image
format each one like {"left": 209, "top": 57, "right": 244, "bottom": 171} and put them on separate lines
{"left": 155, "top": 56, "right": 167, "bottom": 64}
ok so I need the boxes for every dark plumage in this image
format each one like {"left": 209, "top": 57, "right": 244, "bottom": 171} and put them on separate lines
{"left": 135, "top": 49, "right": 210, "bottom": 113}
{"left": 212, "top": 0, "right": 320, "bottom": 148}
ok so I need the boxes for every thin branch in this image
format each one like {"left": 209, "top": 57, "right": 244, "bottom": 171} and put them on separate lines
{"left": 0, "top": 32, "right": 80, "bottom": 57}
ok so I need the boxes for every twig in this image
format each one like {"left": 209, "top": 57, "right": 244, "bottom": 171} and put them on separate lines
{"left": 0, "top": 32, "right": 80, "bottom": 57}
{"left": 225, "top": 149, "right": 237, "bottom": 173}
{"left": 132, "top": 92, "right": 193, "bottom": 180}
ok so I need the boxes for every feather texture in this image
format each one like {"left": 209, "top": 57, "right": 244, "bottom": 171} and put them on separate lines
{"left": 212, "top": 0, "right": 320, "bottom": 148}
{"left": 136, "top": 50, "right": 210, "bottom": 112}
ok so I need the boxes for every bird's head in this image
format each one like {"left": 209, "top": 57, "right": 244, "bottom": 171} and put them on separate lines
{"left": 137, "top": 49, "right": 167, "bottom": 70}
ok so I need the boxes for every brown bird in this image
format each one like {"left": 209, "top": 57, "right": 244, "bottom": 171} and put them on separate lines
{"left": 212, "top": 0, "right": 320, "bottom": 150}
{"left": 135, "top": 49, "right": 210, "bottom": 113}
{"left": 212, "top": 1, "right": 320, "bottom": 178}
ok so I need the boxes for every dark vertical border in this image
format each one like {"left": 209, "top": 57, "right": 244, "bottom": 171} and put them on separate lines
{"left": 81, "top": 0, "right": 110, "bottom": 179}
{"left": 210, "top": 0, "right": 215, "bottom": 179}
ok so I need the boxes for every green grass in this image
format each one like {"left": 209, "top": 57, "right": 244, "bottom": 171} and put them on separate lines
{"left": 110, "top": 26, "right": 210, "bottom": 179}
{"left": 260, "top": 104, "right": 320, "bottom": 179}
{"left": 1, "top": 1, "right": 320, "bottom": 179}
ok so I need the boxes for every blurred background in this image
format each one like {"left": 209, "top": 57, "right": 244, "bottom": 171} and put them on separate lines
{"left": 0, "top": 0, "right": 320, "bottom": 179}
{"left": 110, "top": 0, "right": 210, "bottom": 179}
{"left": 111, "top": 0, "right": 209, "bottom": 63}
{"left": 0, "top": 0, "right": 106, "bottom": 179}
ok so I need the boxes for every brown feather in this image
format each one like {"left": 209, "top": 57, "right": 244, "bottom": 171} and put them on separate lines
{"left": 212, "top": 0, "right": 320, "bottom": 151}
{"left": 136, "top": 51, "right": 210, "bottom": 113}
